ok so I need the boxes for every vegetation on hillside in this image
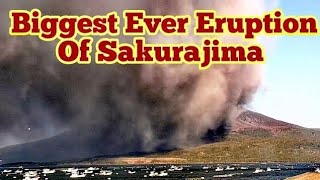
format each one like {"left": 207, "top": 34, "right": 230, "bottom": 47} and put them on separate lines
{"left": 86, "top": 129, "right": 320, "bottom": 165}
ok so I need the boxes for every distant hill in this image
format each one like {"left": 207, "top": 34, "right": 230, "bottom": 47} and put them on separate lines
{"left": 1, "top": 111, "right": 320, "bottom": 165}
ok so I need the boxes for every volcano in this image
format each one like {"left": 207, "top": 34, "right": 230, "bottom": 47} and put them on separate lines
{"left": 1, "top": 110, "right": 319, "bottom": 165}
{"left": 231, "top": 110, "right": 300, "bottom": 134}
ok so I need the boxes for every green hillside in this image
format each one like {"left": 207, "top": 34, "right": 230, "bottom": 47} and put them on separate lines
{"left": 85, "top": 129, "right": 320, "bottom": 165}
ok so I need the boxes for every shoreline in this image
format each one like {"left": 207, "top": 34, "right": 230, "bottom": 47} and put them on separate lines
{"left": 1, "top": 158, "right": 319, "bottom": 167}
{"left": 66, "top": 157, "right": 319, "bottom": 166}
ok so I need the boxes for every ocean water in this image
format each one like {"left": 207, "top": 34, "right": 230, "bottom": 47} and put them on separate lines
{"left": 0, "top": 163, "right": 319, "bottom": 180}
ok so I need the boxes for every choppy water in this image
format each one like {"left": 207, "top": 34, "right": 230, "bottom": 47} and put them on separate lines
{"left": 0, "top": 163, "right": 319, "bottom": 180}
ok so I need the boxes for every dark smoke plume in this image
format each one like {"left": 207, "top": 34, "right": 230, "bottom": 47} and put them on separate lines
{"left": 0, "top": 0, "right": 270, "bottom": 162}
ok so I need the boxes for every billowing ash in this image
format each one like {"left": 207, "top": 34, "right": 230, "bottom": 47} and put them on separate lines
{"left": 0, "top": 0, "right": 270, "bottom": 162}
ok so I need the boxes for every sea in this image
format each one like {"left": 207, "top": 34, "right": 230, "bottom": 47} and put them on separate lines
{"left": 0, "top": 163, "right": 319, "bottom": 180}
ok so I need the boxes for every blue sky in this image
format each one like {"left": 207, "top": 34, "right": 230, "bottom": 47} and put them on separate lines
{"left": 250, "top": 0, "right": 320, "bottom": 128}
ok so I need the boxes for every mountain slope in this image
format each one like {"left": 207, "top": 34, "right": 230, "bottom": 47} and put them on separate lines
{"left": 84, "top": 111, "right": 320, "bottom": 164}
{"left": 1, "top": 111, "right": 319, "bottom": 165}
{"left": 140, "top": 131, "right": 320, "bottom": 164}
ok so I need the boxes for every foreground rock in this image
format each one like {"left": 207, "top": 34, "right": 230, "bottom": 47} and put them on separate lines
{"left": 286, "top": 173, "right": 320, "bottom": 180}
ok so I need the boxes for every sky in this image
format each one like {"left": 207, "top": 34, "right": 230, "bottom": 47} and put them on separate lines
{"left": 250, "top": 0, "right": 320, "bottom": 128}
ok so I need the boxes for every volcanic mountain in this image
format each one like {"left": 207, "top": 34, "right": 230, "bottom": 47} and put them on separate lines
{"left": 0, "top": 111, "right": 319, "bottom": 165}
{"left": 231, "top": 110, "right": 301, "bottom": 134}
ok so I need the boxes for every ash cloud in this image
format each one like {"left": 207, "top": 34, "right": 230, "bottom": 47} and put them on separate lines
{"left": 0, "top": 0, "right": 270, "bottom": 162}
